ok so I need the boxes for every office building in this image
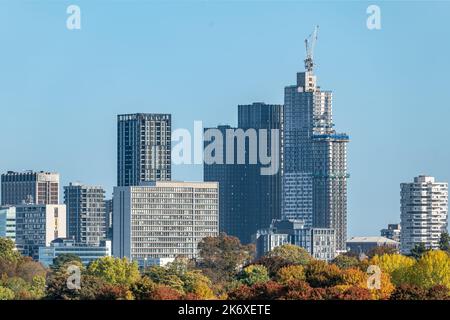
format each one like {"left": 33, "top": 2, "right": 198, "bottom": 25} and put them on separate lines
{"left": 117, "top": 113, "right": 171, "bottom": 187}
{"left": 380, "top": 223, "right": 401, "bottom": 243}
{"left": 1, "top": 171, "right": 59, "bottom": 206}
{"left": 400, "top": 175, "right": 448, "bottom": 254}
{"left": 346, "top": 236, "right": 399, "bottom": 255}
{"left": 39, "top": 238, "right": 111, "bottom": 267}
{"left": 256, "top": 219, "right": 336, "bottom": 261}
{"left": 204, "top": 103, "right": 283, "bottom": 244}
{"left": 64, "top": 183, "right": 107, "bottom": 246}
{"left": 113, "top": 181, "right": 219, "bottom": 265}
{"left": 0, "top": 206, "right": 16, "bottom": 242}
{"left": 15, "top": 204, "right": 66, "bottom": 259}
{"left": 282, "top": 29, "right": 349, "bottom": 251}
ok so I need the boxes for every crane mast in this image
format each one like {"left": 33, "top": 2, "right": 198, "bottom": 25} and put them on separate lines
{"left": 304, "top": 25, "right": 319, "bottom": 72}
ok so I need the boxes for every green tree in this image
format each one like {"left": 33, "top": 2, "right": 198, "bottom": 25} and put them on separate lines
{"left": 409, "top": 243, "right": 428, "bottom": 259}
{"left": 131, "top": 276, "right": 157, "bottom": 300}
{"left": 439, "top": 232, "right": 450, "bottom": 252}
{"left": 267, "top": 244, "right": 312, "bottom": 266}
{"left": 87, "top": 256, "right": 140, "bottom": 286}
{"left": 238, "top": 265, "right": 269, "bottom": 286}
{"left": 51, "top": 254, "right": 83, "bottom": 271}
{"left": 197, "top": 234, "right": 255, "bottom": 283}
{"left": 0, "top": 238, "right": 21, "bottom": 263}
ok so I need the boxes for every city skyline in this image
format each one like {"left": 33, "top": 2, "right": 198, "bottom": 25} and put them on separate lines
{"left": 1, "top": 1, "right": 450, "bottom": 238}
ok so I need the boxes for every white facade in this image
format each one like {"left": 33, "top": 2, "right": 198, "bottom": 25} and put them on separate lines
{"left": 113, "top": 181, "right": 219, "bottom": 265}
{"left": 0, "top": 206, "right": 16, "bottom": 242}
{"left": 39, "top": 238, "right": 111, "bottom": 267}
{"left": 400, "top": 175, "right": 448, "bottom": 254}
{"left": 15, "top": 204, "right": 66, "bottom": 259}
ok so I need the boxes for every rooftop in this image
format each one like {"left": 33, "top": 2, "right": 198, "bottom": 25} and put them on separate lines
{"left": 346, "top": 236, "right": 398, "bottom": 244}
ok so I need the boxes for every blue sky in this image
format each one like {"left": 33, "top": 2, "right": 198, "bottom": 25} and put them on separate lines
{"left": 0, "top": 1, "right": 449, "bottom": 237}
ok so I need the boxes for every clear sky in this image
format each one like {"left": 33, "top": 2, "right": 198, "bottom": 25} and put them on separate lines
{"left": 1, "top": 1, "right": 449, "bottom": 237}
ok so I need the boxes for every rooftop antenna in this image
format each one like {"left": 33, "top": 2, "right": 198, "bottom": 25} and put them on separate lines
{"left": 304, "top": 25, "right": 319, "bottom": 72}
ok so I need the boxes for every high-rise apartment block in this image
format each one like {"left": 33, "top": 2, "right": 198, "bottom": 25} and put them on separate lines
{"left": 282, "top": 31, "right": 349, "bottom": 251}
{"left": 64, "top": 183, "right": 106, "bottom": 246}
{"left": 380, "top": 223, "right": 401, "bottom": 243}
{"left": 117, "top": 113, "right": 171, "bottom": 186}
{"left": 15, "top": 204, "right": 66, "bottom": 259}
{"left": 113, "top": 181, "right": 219, "bottom": 265}
{"left": 400, "top": 175, "right": 448, "bottom": 254}
{"left": 1, "top": 171, "right": 59, "bottom": 206}
{"left": 204, "top": 103, "right": 282, "bottom": 244}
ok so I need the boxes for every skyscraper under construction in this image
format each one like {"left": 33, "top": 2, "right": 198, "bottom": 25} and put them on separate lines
{"left": 282, "top": 26, "right": 349, "bottom": 251}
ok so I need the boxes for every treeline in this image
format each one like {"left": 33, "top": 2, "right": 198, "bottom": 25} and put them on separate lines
{"left": 0, "top": 234, "right": 449, "bottom": 300}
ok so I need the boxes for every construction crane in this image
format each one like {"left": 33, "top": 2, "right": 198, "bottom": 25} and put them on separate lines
{"left": 304, "top": 25, "right": 319, "bottom": 72}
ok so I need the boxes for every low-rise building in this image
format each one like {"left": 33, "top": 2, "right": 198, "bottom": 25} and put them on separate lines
{"left": 346, "top": 236, "right": 399, "bottom": 255}
{"left": 39, "top": 238, "right": 111, "bottom": 267}
{"left": 380, "top": 224, "right": 401, "bottom": 243}
{"left": 256, "top": 219, "right": 337, "bottom": 261}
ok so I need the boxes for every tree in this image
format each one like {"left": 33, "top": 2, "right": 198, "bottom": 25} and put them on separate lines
{"left": 182, "top": 271, "right": 215, "bottom": 299}
{"left": 340, "top": 268, "right": 367, "bottom": 287}
{"left": 390, "top": 284, "right": 428, "bottom": 300}
{"left": 409, "top": 243, "right": 428, "bottom": 259}
{"left": 267, "top": 244, "right": 312, "bottom": 266}
{"left": 148, "top": 284, "right": 183, "bottom": 300}
{"left": 131, "top": 276, "right": 156, "bottom": 300}
{"left": 15, "top": 257, "right": 47, "bottom": 283}
{"left": 283, "top": 280, "right": 314, "bottom": 300}
{"left": 304, "top": 260, "right": 343, "bottom": 288}
{"left": 96, "top": 284, "right": 134, "bottom": 300}
{"left": 87, "top": 256, "right": 140, "bottom": 286}
{"left": 331, "top": 255, "right": 360, "bottom": 270}
{"left": 51, "top": 254, "right": 83, "bottom": 271}
{"left": 0, "top": 286, "right": 14, "bottom": 300}
{"left": 369, "top": 253, "right": 415, "bottom": 286}
{"left": 409, "top": 250, "right": 450, "bottom": 289}
{"left": 145, "top": 265, "right": 184, "bottom": 292}
{"left": 330, "top": 286, "right": 373, "bottom": 300}
{"left": 0, "top": 238, "right": 21, "bottom": 263}
{"left": 276, "top": 265, "right": 305, "bottom": 284}
{"left": 427, "top": 285, "right": 450, "bottom": 300}
{"left": 237, "top": 265, "right": 269, "bottom": 286}
{"left": 367, "top": 246, "right": 398, "bottom": 258}
{"left": 253, "top": 256, "right": 293, "bottom": 277}
{"left": 45, "top": 273, "right": 108, "bottom": 300}
{"left": 197, "top": 234, "right": 255, "bottom": 283}
{"left": 439, "top": 232, "right": 450, "bottom": 252}
{"left": 228, "top": 281, "right": 285, "bottom": 300}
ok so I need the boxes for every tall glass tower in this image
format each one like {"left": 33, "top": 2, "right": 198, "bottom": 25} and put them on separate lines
{"left": 117, "top": 113, "right": 171, "bottom": 186}
{"left": 203, "top": 103, "right": 282, "bottom": 244}
{"left": 283, "top": 28, "right": 349, "bottom": 250}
